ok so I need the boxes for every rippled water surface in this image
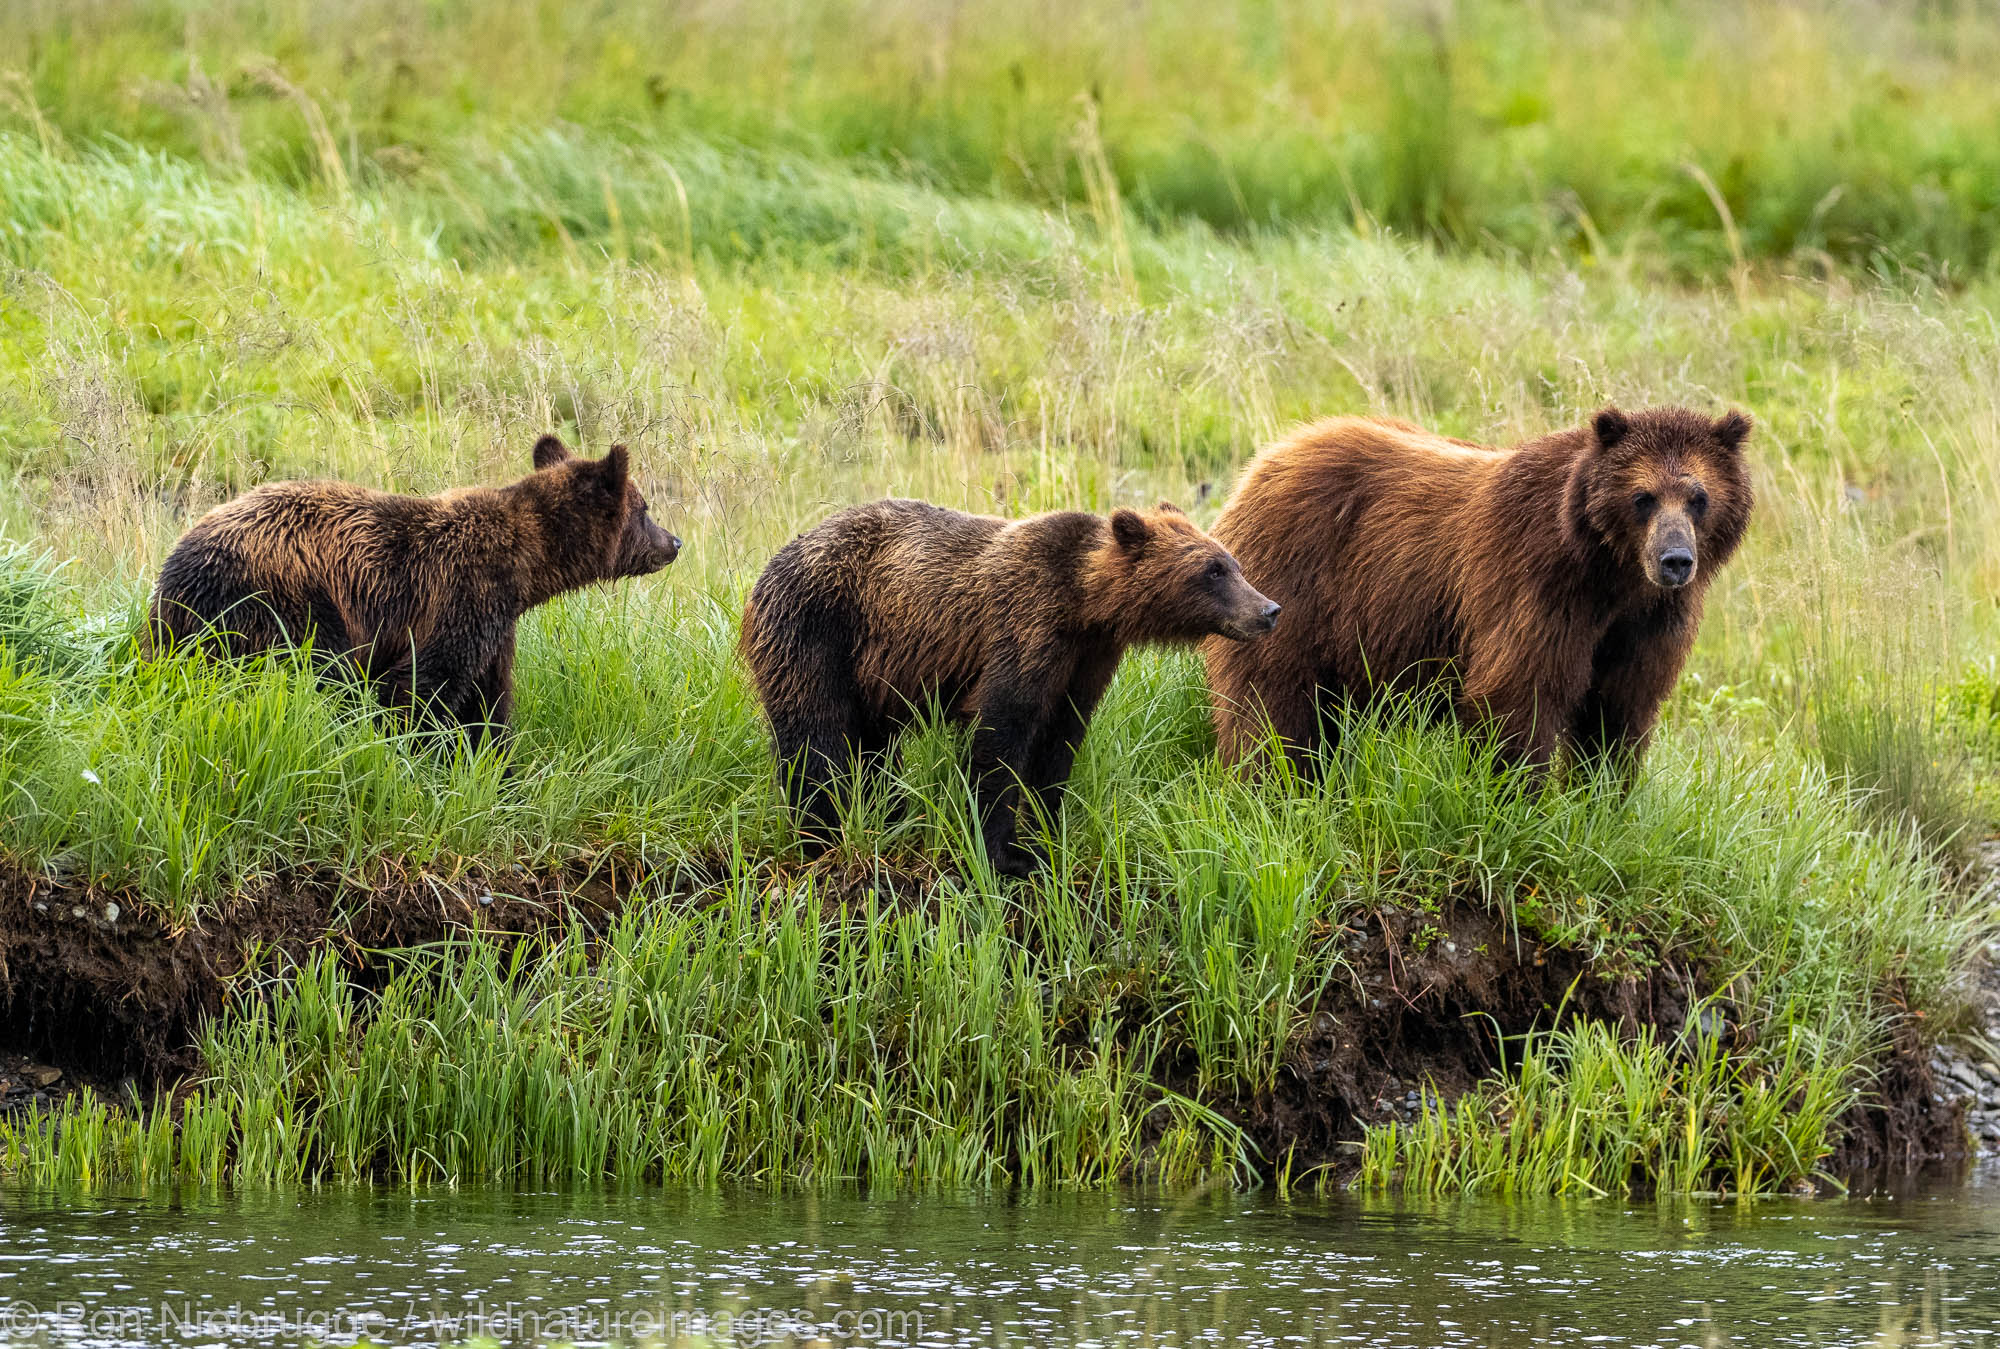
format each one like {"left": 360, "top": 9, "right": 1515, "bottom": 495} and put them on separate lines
{"left": 4, "top": 1176, "right": 1999, "bottom": 1347}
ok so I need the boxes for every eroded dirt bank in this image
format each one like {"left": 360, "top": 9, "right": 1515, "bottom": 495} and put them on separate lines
{"left": 0, "top": 860, "right": 1964, "bottom": 1177}
{"left": 0, "top": 861, "right": 632, "bottom": 1091}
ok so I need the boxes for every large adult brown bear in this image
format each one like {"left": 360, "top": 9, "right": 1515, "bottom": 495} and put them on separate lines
{"left": 1204, "top": 406, "right": 1753, "bottom": 773}
{"left": 149, "top": 435, "right": 681, "bottom": 744}
{"left": 741, "top": 499, "right": 1280, "bottom": 876}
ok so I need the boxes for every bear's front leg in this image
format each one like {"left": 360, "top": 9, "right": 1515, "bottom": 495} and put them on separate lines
{"left": 971, "top": 710, "right": 1043, "bottom": 877}
{"left": 1567, "top": 605, "right": 1693, "bottom": 784}
{"left": 1018, "top": 703, "right": 1086, "bottom": 862}
{"left": 464, "top": 631, "right": 518, "bottom": 752}
{"left": 1460, "top": 669, "right": 1583, "bottom": 776}
{"left": 1016, "top": 652, "right": 1120, "bottom": 863}
{"left": 1459, "top": 617, "right": 1596, "bottom": 778}
{"left": 969, "top": 641, "right": 1063, "bottom": 878}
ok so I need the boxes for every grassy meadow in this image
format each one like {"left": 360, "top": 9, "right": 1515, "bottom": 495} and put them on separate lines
{"left": 2, "top": 0, "right": 1999, "bottom": 1193}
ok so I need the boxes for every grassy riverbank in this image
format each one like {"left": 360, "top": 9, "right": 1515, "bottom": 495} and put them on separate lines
{"left": 2, "top": 0, "right": 1998, "bottom": 1193}
{"left": 0, "top": 540, "right": 1982, "bottom": 1192}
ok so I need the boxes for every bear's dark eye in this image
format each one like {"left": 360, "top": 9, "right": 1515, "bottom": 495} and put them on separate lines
{"left": 1632, "top": 492, "right": 1657, "bottom": 518}
{"left": 1688, "top": 489, "right": 1709, "bottom": 518}
{"left": 1204, "top": 560, "right": 1228, "bottom": 583}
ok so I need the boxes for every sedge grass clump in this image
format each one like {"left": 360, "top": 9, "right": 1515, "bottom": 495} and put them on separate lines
{"left": 1788, "top": 555, "right": 1988, "bottom": 866}
{"left": 1359, "top": 1002, "right": 1867, "bottom": 1198}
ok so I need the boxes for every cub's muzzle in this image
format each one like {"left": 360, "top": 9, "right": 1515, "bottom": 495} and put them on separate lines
{"left": 1221, "top": 595, "right": 1281, "bottom": 641}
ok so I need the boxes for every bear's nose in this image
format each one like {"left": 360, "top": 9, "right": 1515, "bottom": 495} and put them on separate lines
{"left": 667, "top": 535, "right": 683, "bottom": 556}
{"left": 1658, "top": 548, "right": 1694, "bottom": 586}
{"left": 1258, "top": 600, "right": 1281, "bottom": 630}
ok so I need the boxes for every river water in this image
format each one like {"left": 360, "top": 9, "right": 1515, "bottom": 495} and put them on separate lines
{"left": 2, "top": 1175, "right": 1997, "bottom": 1347}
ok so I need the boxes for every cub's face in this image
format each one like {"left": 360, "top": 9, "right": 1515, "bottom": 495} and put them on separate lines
{"left": 1571, "top": 407, "right": 1754, "bottom": 591}
{"left": 1112, "top": 504, "right": 1280, "bottom": 641}
{"left": 531, "top": 435, "right": 682, "bottom": 577}
{"left": 615, "top": 481, "right": 682, "bottom": 577}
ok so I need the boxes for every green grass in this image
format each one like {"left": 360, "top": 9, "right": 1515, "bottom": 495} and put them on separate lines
{"left": 1359, "top": 1008, "right": 1862, "bottom": 1198}
{"left": 1, "top": 0, "right": 1998, "bottom": 1194}
{"left": 7, "top": 0, "right": 2000, "bottom": 276}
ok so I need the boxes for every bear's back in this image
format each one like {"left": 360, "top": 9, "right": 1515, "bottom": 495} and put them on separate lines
{"left": 153, "top": 479, "right": 466, "bottom": 654}
{"left": 1234, "top": 416, "right": 1504, "bottom": 507}
{"left": 1216, "top": 417, "right": 1507, "bottom": 585}
{"left": 183, "top": 479, "right": 442, "bottom": 553}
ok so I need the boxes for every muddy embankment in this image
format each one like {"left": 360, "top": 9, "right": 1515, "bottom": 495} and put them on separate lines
{"left": 0, "top": 859, "right": 1965, "bottom": 1177}
{"left": 0, "top": 861, "right": 628, "bottom": 1096}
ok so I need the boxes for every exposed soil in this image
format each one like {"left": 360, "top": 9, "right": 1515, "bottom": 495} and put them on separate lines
{"left": 1239, "top": 902, "right": 1699, "bottom": 1162}
{"left": 0, "top": 859, "right": 634, "bottom": 1092}
{"left": 1927, "top": 841, "right": 2000, "bottom": 1158}
{"left": 0, "top": 858, "right": 1968, "bottom": 1180}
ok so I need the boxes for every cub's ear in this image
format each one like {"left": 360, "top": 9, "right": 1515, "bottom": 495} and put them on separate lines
{"left": 1713, "top": 409, "right": 1753, "bottom": 452}
{"left": 1592, "top": 407, "right": 1630, "bottom": 451}
{"left": 1110, "top": 508, "right": 1150, "bottom": 553}
{"left": 599, "top": 444, "right": 630, "bottom": 492}
{"left": 1154, "top": 500, "right": 1186, "bottom": 516}
{"left": 532, "top": 434, "right": 573, "bottom": 470}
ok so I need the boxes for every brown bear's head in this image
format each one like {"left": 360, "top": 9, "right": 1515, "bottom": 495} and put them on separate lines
{"left": 1566, "top": 406, "right": 1754, "bottom": 592}
{"left": 530, "top": 435, "right": 682, "bottom": 578}
{"left": 1105, "top": 502, "right": 1281, "bottom": 643}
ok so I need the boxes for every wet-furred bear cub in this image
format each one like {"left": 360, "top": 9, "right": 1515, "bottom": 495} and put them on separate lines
{"left": 150, "top": 435, "right": 680, "bottom": 744}
{"left": 741, "top": 499, "right": 1279, "bottom": 876}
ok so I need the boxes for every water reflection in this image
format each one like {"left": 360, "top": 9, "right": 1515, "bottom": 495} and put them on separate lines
{"left": 2, "top": 1173, "right": 1998, "bottom": 1347}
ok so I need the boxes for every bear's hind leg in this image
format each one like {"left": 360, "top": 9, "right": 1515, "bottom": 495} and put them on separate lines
{"left": 772, "top": 712, "right": 869, "bottom": 857}
{"left": 763, "top": 634, "right": 879, "bottom": 858}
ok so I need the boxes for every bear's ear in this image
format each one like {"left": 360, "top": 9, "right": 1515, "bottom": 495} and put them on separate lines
{"left": 1154, "top": 500, "right": 1185, "bottom": 517}
{"left": 532, "top": 434, "right": 573, "bottom": 470}
{"left": 1592, "top": 407, "right": 1630, "bottom": 452}
{"left": 1110, "top": 508, "right": 1151, "bottom": 553}
{"left": 599, "top": 444, "right": 630, "bottom": 492}
{"left": 1712, "top": 409, "right": 1753, "bottom": 452}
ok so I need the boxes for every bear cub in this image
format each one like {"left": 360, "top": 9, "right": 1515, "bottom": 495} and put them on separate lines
{"left": 1205, "top": 406, "right": 1754, "bottom": 774}
{"left": 150, "top": 434, "right": 681, "bottom": 744}
{"left": 742, "top": 499, "right": 1280, "bottom": 876}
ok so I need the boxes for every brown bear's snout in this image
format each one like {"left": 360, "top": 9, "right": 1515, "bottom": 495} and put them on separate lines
{"left": 622, "top": 521, "right": 682, "bottom": 576}
{"left": 1220, "top": 584, "right": 1282, "bottom": 641}
{"left": 1645, "top": 515, "right": 1698, "bottom": 589}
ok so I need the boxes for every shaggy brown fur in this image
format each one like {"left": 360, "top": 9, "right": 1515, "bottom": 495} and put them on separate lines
{"left": 149, "top": 435, "right": 681, "bottom": 744}
{"left": 1204, "top": 406, "right": 1754, "bottom": 772}
{"left": 742, "top": 499, "right": 1279, "bottom": 875}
